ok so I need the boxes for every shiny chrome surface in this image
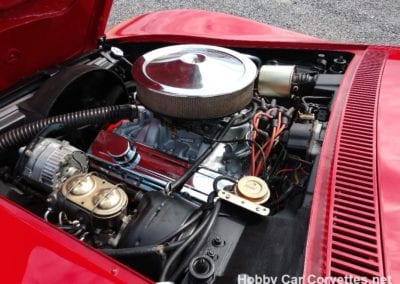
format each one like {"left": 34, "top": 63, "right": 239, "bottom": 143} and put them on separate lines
{"left": 257, "top": 65, "right": 295, "bottom": 98}
{"left": 132, "top": 44, "right": 258, "bottom": 119}
{"left": 66, "top": 174, "right": 96, "bottom": 196}
{"left": 93, "top": 188, "right": 123, "bottom": 210}
{"left": 107, "top": 138, "right": 139, "bottom": 165}
{"left": 62, "top": 174, "right": 128, "bottom": 218}
{"left": 134, "top": 44, "right": 257, "bottom": 97}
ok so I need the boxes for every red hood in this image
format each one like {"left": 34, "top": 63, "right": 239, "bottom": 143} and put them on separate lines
{"left": 0, "top": 0, "right": 112, "bottom": 92}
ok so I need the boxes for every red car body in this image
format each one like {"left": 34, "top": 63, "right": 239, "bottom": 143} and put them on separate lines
{"left": 1, "top": 0, "right": 400, "bottom": 283}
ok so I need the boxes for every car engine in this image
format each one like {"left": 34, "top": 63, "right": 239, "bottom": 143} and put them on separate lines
{"left": 0, "top": 43, "right": 351, "bottom": 283}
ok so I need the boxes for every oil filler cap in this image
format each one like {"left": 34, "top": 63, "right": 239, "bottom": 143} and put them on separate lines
{"left": 106, "top": 134, "right": 139, "bottom": 165}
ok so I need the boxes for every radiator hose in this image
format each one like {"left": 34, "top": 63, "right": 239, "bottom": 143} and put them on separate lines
{"left": 0, "top": 104, "right": 137, "bottom": 154}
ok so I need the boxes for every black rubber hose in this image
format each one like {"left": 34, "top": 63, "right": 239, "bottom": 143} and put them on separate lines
{"left": 0, "top": 104, "right": 137, "bottom": 153}
{"left": 159, "top": 200, "right": 221, "bottom": 282}
{"left": 232, "top": 101, "right": 259, "bottom": 126}
{"left": 268, "top": 184, "right": 295, "bottom": 207}
{"left": 156, "top": 210, "right": 204, "bottom": 244}
{"left": 212, "top": 176, "right": 237, "bottom": 192}
{"left": 101, "top": 239, "right": 185, "bottom": 257}
{"left": 170, "top": 201, "right": 221, "bottom": 281}
{"left": 103, "top": 208, "right": 206, "bottom": 258}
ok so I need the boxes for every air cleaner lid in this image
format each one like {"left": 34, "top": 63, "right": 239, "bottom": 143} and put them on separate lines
{"left": 133, "top": 44, "right": 257, "bottom": 97}
{"left": 132, "top": 44, "right": 257, "bottom": 119}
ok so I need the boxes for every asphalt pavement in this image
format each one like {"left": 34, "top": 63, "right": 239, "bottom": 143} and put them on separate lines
{"left": 107, "top": 0, "right": 399, "bottom": 45}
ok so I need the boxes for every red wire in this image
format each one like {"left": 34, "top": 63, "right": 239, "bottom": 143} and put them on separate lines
{"left": 251, "top": 112, "right": 272, "bottom": 175}
{"left": 251, "top": 110, "right": 286, "bottom": 177}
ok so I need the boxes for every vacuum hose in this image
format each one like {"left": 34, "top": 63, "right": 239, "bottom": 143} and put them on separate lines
{"left": 0, "top": 104, "right": 137, "bottom": 154}
{"left": 102, "top": 239, "right": 185, "bottom": 257}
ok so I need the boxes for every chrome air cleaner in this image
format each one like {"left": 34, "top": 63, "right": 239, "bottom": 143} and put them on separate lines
{"left": 132, "top": 44, "right": 258, "bottom": 119}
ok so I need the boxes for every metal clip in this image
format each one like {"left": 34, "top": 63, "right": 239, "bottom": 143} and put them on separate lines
{"left": 218, "top": 190, "right": 270, "bottom": 216}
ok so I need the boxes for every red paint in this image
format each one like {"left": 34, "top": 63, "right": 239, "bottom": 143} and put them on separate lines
{"left": 106, "top": 10, "right": 368, "bottom": 59}
{"left": 323, "top": 49, "right": 385, "bottom": 278}
{"left": 0, "top": 196, "right": 153, "bottom": 284}
{"left": 0, "top": 0, "right": 113, "bottom": 92}
{"left": 303, "top": 47, "right": 400, "bottom": 281}
{"left": 377, "top": 47, "right": 400, "bottom": 283}
{"left": 303, "top": 49, "right": 365, "bottom": 278}
{"left": 90, "top": 130, "right": 191, "bottom": 179}
{"left": 1, "top": 2, "right": 400, "bottom": 281}
{"left": 107, "top": 9, "right": 324, "bottom": 44}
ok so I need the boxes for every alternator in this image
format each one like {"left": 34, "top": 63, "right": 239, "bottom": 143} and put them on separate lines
{"left": 19, "top": 138, "right": 88, "bottom": 190}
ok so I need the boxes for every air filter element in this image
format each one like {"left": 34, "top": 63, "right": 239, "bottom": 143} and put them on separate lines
{"left": 132, "top": 44, "right": 257, "bottom": 119}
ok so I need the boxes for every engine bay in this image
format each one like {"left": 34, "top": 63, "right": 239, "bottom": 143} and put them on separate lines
{"left": 0, "top": 42, "right": 352, "bottom": 283}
